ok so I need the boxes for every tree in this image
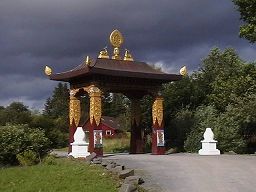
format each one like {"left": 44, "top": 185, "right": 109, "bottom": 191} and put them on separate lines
{"left": 44, "top": 83, "right": 69, "bottom": 119}
{"left": 0, "top": 106, "right": 6, "bottom": 126}
{"left": 42, "top": 83, "right": 70, "bottom": 148}
{"left": 195, "top": 48, "right": 256, "bottom": 111}
{"left": 4, "top": 102, "right": 32, "bottom": 125}
{"left": 163, "top": 48, "right": 255, "bottom": 153}
{"left": 233, "top": 0, "right": 256, "bottom": 43}
{"left": 102, "top": 93, "right": 128, "bottom": 117}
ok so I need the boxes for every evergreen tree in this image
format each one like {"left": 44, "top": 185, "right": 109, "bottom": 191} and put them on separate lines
{"left": 44, "top": 83, "right": 69, "bottom": 119}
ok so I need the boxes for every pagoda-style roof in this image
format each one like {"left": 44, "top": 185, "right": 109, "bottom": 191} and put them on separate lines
{"left": 45, "top": 29, "right": 184, "bottom": 96}
{"left": 50, "top": 58, "right": 182, "bottom": 83}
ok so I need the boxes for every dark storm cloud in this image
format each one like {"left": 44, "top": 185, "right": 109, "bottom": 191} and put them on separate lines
{"left": 0, "top": 0, "right": 255, "bottom": 109}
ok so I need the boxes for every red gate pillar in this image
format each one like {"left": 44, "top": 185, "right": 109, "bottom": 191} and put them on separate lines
{"left": 152, "top": 96, "right": 165, "bottom": 155}
{"left": 88, "top": 86, "right": 103, "bottom": 156}
{"left": 69, "top": 90, "right": 81, "bottom": 153}
{"left": 130, "top": 99, "right": 144, "bottom": 154}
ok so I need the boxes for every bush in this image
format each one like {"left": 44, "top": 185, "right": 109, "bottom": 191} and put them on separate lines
{"left": 17, "top": 150, "right": 38, "bottom": 166}
{"left": 184, "top": 106, "right": 219, "bottom": 152}
{"left": 43, "top": 155, "right": 57, "bottom": 165}
{"left": 0, "top": 124, "right": 51, "bottom": 165}
{"left": 184, "top": 105, "right": 246, "bottom": 153}
{"left": 168, "top": 108, "right": 194, "bottom": 150}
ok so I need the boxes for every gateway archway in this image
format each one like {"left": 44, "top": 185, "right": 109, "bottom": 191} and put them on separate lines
{"left": 46, "top": 30, "right": 182, "bottom": 156}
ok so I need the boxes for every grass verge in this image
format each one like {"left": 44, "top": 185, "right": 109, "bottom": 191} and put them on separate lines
{"left": 103, "top": 135, "right": 130, "bottom": 153}
{"left": 0, "top": 158, "right": 119, "bottom": 192}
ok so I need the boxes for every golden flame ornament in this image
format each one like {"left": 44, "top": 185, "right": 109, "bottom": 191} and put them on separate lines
{"left": 44, "top": 66, "right": 52, "bottom": 76}
{"left": 180, "top": 66, "right": 188, "bottom": 76}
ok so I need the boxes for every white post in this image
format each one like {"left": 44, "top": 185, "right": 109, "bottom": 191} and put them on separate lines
{"left": 199, "top": 128, "right": 220, "bottom": 155}
{"left": 69, "top": 127, "right": 90, "bottom": 158}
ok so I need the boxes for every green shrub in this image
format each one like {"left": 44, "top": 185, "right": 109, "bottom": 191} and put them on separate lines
{"left": 17, "top": 150, "right": 38, "bottom": 166}
{"left": 169, "top": 108, "right": 194, "bottom": 150}
{"left": 184, "top": 105, "right": 219, "bottom": 152}
{"left": 0, "top": 124, "right": 51, "bottom": 165}
{"left": 43, "top": 155, "right": 57, "bottom": 165}
{"left": 184, "top": 105, "right": 246, "bottom": 153}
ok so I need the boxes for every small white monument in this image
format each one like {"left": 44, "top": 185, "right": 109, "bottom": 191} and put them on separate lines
{"left": 69, "top": 127, "right": 90, "bottom": 158}
{"left": 199, "top": 128, "right": 220, "bottom": 155}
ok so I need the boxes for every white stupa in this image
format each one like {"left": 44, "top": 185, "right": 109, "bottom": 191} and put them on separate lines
{"left": 69, "top": 127, "right": 90, "bottom": 158}
{"left": 199, "top": 128, "right": 220, "bottom": 155}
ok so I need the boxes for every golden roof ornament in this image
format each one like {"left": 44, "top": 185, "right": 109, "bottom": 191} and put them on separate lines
{"left": 84, "top": 56, "right": 93, "bottom": 67}
{"left": 98, "top": 47, "right": 109, "bottom": 59}
{"left": 110, "top": 29, "right": 124, "bottom": 60}
{"left": 44, "top": 66, "right": 52, "bottom": 76}
{"left": 180, "top": 66, "right": 188, "bottom": 76}
{"left": 123, "top": 49, "right": 134, "bottom": 61}
{"left": 110, "top": 29, "right": 124, "bottom": 48}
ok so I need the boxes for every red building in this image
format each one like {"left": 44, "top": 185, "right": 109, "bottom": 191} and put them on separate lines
{"left": 83, "top": 116, "right": 121, "bottom": 138}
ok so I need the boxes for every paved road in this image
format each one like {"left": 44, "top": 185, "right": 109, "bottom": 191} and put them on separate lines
{"left": 104, "top": 153, "right": 256, "bottom": 192}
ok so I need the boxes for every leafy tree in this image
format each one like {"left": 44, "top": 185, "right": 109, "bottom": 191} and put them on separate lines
{"left": 164, "top": 48, "right": 255, "bottom": 153}
{"left": 195, "top": 48, "right": 256, "bottom": 111}
{"left": 4, "top": 102, "right": 32, "bottom": 125}
{"left": 233, "top": 0, "right": 256, "bottom": 43}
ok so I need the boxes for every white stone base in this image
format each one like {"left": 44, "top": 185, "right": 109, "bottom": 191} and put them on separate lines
{"left": 199, "top": 149, "right": 220, "bottom": 155}
{"left": 199, "top": 141, "right": 220, "bottom": 155}
{"left": 69, "top": 143, "right": 90, "bottom": 158}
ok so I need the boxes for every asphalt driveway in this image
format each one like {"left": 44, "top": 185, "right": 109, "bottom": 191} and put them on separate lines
{"left": 104, "top": 153, "right": 256, "bottom": 192}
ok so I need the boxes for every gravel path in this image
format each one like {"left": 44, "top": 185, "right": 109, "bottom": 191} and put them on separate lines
{"left": 104, "top": 153, "right": 256, "bottom": 192}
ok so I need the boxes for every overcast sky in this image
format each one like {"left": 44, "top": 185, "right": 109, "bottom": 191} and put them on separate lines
{"left": 0, "top": 0, "right": 255, "bottom": 110}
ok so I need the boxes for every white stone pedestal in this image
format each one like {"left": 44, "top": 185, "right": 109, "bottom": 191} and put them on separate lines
{"left": 69, "top": 127, "right": 90, "bottom": 158}
{"left": 199, "top": 128, "right": 220, "bottom": 155}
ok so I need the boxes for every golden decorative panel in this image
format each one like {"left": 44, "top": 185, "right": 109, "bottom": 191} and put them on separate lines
{"left": 69, "top": 96, "right": 81, "bottom": 127}
{"left": 152, "top": 97, "right": 164, "bottom": 126}
{"left": 89, "top": 86, "right": 102, "bottom": 126}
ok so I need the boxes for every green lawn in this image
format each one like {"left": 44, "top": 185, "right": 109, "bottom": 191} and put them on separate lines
{"left": 0, "top": 158, "right": 119, "bottom": 192}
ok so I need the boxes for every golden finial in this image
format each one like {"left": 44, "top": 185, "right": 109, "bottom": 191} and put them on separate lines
{"left": 98, "top": 47, "right": 109, "bottom": 59}
{"left": 84, "top": 56, "right": 93, "bottom": 67}
{"left": 44, "top": 66, "right": 52, "bottom": 76}
{"left": 180, "top": 66, "right": 188, "bottom": 76}
{"left": 110, "top": 29, "right": 124, "bottom": 60}
{"left": 123, "top": 49, "right": 134, "bottom": 61}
